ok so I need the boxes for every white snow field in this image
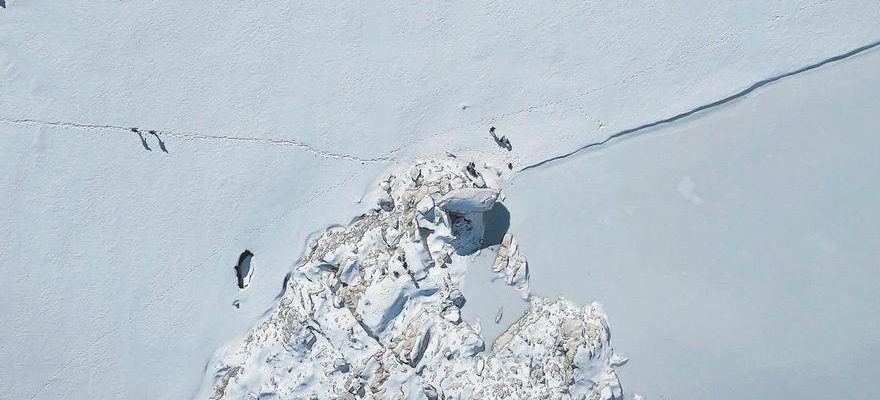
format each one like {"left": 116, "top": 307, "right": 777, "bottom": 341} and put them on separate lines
{"left": 509, "top": 47, "right": 880, "bottom": 399}
{"left": 1, "top": 1, "right": 879, "bottom": 399}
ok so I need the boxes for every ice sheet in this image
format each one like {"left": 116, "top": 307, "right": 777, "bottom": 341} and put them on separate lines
{"left": 508, "top": 46, "right": 880, "bottom": 399}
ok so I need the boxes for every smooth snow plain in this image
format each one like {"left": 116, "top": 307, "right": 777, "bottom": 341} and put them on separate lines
{"left": 2, "top": 1, "right": 880, "bottom": 399}
{"left": 508, "top": 47, "right": 880, "bottom": 399}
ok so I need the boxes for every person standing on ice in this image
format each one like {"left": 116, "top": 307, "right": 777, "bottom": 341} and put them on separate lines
{"left": 489, "top": 126, "right": 511, "bottom": 150}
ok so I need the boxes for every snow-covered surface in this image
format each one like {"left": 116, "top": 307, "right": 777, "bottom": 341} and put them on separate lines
{"left": 508, "top": 45, "right": 880, "bottom": 399}
{"left": 0, "top": 123, "right": 387, "bottom": 399}
{"left": 459, "top": 249, "right": 529, "bottom": 347}
{"left": 2, "top": 2, "right": 880, "bottom": 169}
{"left": 2, "top": 1, "right": 880, "bottom": 399}
{"left": 200, "top": 160, "right": 622, "bottom": 399}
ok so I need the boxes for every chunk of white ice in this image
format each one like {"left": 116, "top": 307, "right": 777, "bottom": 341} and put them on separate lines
{"left": 437, "top": 188, "right": 499, "bottom": 214}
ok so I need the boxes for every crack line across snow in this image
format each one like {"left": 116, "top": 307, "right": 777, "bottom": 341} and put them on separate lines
{"left": 0, "top": 118, "right": 393, "bottom": 163}
{"left": 519, "top": 38, "right": 880, "bottom": 173}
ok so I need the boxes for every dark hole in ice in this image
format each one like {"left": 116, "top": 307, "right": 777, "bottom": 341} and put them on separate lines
{"left": 449, "top": 213, "right": 474, "bottom": 245}
{"left": 235, "top": 250, "right": 254, "bottom": 289}
{"left": 451, "top": 202, "right": 511, "bottom": 256}
{"left": 481, "top": 203, "right": 510, "bottom": 248}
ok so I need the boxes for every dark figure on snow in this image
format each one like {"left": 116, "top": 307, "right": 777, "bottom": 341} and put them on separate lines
{"left": 466, "top": 162, "right": 478, "bottom": 177}
{"left": 489, "top": 126, "right": 512, "bottom": 150}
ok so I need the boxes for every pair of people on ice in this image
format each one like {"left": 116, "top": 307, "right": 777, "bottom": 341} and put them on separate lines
{"left": 131, "top": 127, "right": 158, "bottom": 135}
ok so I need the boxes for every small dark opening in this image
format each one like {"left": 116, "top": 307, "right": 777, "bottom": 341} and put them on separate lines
{"left": 235, "top": 250, "right": 254, "bottom": 289}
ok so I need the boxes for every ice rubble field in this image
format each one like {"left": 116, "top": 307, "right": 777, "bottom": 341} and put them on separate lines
{"left": 1, "top": 1, "right": 880, "bottom": 399}
{"left": 199, "top": 160, "right": 623, "bottom": 399}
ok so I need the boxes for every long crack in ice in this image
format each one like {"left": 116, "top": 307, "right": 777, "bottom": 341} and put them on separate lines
{"left": 519, "top": 38, "right": 880, "bottom": 173}
{"left": 199, "top": 159, "right": 623, "bottom": 400}
{"left": 0, "top": 118, "right": 392, "bottom": 163}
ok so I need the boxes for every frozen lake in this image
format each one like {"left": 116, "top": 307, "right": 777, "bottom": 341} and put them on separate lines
{"left": 507, "top": 49, "right": 880, "bottom": 399}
